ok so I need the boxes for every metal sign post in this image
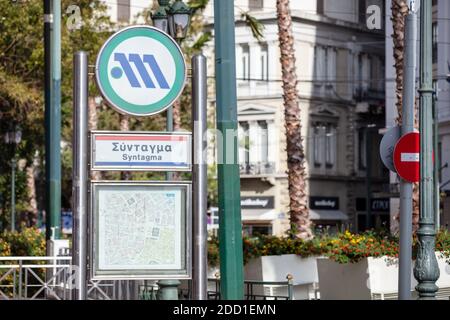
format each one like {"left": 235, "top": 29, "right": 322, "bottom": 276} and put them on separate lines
{"left": 72, "top": 51, "right": 89, "bottom": 300}
{"left": 191, "top": 54, "right": 208, "bottom": 300}
{"left": 397, "top": 6, "right": 417, "bottom": 299}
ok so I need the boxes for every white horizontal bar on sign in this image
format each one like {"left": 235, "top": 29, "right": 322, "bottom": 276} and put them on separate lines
{"left": 401, "top": 153, "right": 420, "bottom": 162}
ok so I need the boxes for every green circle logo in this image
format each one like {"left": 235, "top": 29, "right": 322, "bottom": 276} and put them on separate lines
{"left": 95, "top": 26, "right": 186, "bottom": 116}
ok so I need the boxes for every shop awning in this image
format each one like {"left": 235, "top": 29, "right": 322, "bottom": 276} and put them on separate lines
{"left": 309, "top": 209, "right": 348, "bottom": 221}
{"left": 241, "top": 209, "right": 279, "bottom": 221}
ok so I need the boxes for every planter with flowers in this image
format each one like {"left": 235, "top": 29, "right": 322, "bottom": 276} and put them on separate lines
{"left": 207, "top": 229, "right": 450, "bottom": 300}
{"left": 316, "top": 230, "right": 450, "bottom": 300}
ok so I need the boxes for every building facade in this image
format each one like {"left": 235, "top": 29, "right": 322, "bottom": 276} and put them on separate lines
{"left": 206, "top": 0, "right": 388, "bottom": 236}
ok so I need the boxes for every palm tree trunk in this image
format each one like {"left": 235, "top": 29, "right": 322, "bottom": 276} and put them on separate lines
{"left": 392, "top": 0, "right": 408, "bottom": 125}
{"left": 276, "top": 0, "right": 312, "bottom": 240}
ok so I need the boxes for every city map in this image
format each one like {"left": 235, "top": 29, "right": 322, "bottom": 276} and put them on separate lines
{"left": 96, "top": 185, "right": 184, "bottom": 271}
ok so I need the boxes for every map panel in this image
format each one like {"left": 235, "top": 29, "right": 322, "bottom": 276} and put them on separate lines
{"left": 95, "top": 185, "right": 185, "bottom": 271}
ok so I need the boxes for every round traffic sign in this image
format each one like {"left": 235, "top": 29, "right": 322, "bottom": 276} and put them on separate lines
{"left": 380, "top": 126, "right": 401, "bottom": 172}
{"left": 393, "top": 132, "right": 420, "bottom": 183}
{"left": 95, "top": 26, "right": 186, "bottom": 116}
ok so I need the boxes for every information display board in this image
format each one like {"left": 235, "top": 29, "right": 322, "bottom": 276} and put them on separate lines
{"left": 90, "top": 181, "right": 191, "bottom": 280}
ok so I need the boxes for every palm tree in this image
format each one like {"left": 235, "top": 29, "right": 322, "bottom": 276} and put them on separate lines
{"left": 276, "top": 0, "right": 312, "bottom": 240}
{"left": 391, "top": 0, "right": 419, "bottom": 233}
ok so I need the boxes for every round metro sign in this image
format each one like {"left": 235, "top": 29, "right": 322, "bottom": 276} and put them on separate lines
{"left": 393, "top": 132, "right": 420, "bottom": 183}
{"left": 95, "top": 26, "right": 186, "bottom": 116}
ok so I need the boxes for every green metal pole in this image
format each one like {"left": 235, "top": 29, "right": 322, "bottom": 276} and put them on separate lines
{"left": 45, "top": 0, "right": 61, "bottom": 240}
{"left": 11, "top": 158, "right": 15, "bottom": 232}
{"left": 433, "top": 96, "right": 440, "bottom": 232}
{"left": 213, "top": 0, "right": 244, "bottom": 300}
{"left": 414, "top": 0, "right": 440, "bottom": 300}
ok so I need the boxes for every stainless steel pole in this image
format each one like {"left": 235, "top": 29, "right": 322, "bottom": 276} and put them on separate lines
{"left": 72, "top": 51, "right": 89, "bottom": 300}
{"left": 192, "top": 54, "right": 208, "bottom": 300}
{"left": 398, "top": 7, "right": 417, "bottom": 300}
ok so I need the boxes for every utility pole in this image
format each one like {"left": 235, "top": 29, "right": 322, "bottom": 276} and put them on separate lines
{"left": 414, "top": 0, "right": 440, "bottom": 299}
{"left": 213, "top": 0, "right": 244, "bottom": 300}
{"left": 398, "top": 1, "right": 417, "bottom": 300}
{"left": 44, "top": 0, "right": 62, "bottom": 241}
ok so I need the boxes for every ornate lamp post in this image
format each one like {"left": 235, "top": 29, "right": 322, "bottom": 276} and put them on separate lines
{"left": 4, "top": 126, "right": 22, "bottom": 232}
{"left": 414, "top": 0, "right": 440, "bottom": 300}
{"left": 151, "top": 0, "right": 192, "bottom": 300}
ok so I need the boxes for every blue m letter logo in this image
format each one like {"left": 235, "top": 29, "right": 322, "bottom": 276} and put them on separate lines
{"left": 113, "top": 53, "right": 170, "bottom": 89}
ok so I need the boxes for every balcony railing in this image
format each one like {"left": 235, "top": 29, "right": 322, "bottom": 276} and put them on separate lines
{"left": 240, "top": 162, "right": 275, "bottom": 175}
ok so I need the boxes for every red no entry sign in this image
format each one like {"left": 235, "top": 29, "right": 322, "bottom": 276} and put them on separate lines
{"left": 393, "top": 132, "right": 420, "bottom": 183}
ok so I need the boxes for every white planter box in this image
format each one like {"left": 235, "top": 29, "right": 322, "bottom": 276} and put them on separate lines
{"left": 317, "top": 252, "right": 450, "bottom": 300}
{"left": 244, "top": 254, "right": 320, "bottom": 300}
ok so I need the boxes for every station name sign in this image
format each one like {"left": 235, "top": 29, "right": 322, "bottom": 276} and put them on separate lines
{"left": 91, "top": 131, "right": 191, "bottom": 171}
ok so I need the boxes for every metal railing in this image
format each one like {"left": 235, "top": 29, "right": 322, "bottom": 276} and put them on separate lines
{"left": 0, "top": 256, "right": 72, "bottom": 300}
{"left": 205, "top": 276, "right": 294, "bottom": 300}
{"left": 0, "top": 257, "right": 293, "bottom": 300}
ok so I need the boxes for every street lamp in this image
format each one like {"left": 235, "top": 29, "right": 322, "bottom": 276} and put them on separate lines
{"left": 152, "top": 0, "right": 192, "bottom": 42}
{"left": 4, "top": 127, "right": 22, "bottom": 232}
{"left": 168, "top": 0, "right": 191, "bottom": 41}
{"left": 152, "top": 0, "right": 170, "bottom": 34}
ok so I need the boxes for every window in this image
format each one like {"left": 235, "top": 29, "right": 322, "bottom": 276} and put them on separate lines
{"left": 432, "top": 22, "right": 438, "bottom": 63}
{"left": 242, "top": 45, "right": 250, "bottom": 81}
{"left": 258, "top": 121, "right": 268, "bottom": 163}
{"left": 117, "top": 0, "right": 130, "bottom": 23}
{"left": 260, "top": 43, "right": 269, "bottom": 81}
{"left": 359, "top": 0, "right": 367, "bottom": 24}
{"left": 239, "top": 120, "right": 273, "bottom": 175}
{"left": 313, "top": 125, "right": 324, "bottom": 166}
{"left": 358, "top": 128, "right": 367, "bottom": 169}
{"left": 325, "top": 126, "right": 337, "bottom": 167}
{"left": 313, "top": 123, "right": 337, "bottom": 169}
{"left": 249, "top": 0, "right": 263, "bottom": 10}
{"left": 317, "top": 0, "right": 324, "bottom": 15}
{"left": 239, "top": 122, "right": 250, "bottom": 169}
{"left": 314, "top": 46, "right": 326, "bottom": 82}
{"left": 314, "top": 46, "right": 336, "bottom": 87}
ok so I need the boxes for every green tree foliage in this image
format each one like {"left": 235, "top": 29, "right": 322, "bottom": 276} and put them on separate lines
{"left": 0, "top": 1, "right": 115, "bottom": 226}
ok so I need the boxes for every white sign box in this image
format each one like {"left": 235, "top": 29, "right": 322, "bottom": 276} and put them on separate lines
{"left": 91, "top": 131, "right": 191, "bottom": 171}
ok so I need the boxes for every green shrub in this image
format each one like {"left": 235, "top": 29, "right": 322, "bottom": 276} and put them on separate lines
{"left": 1, "top": 226, "right": 46, "bottom": 256}
{"left": 208, "top": 229, "right": 450, "bottom": 267}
